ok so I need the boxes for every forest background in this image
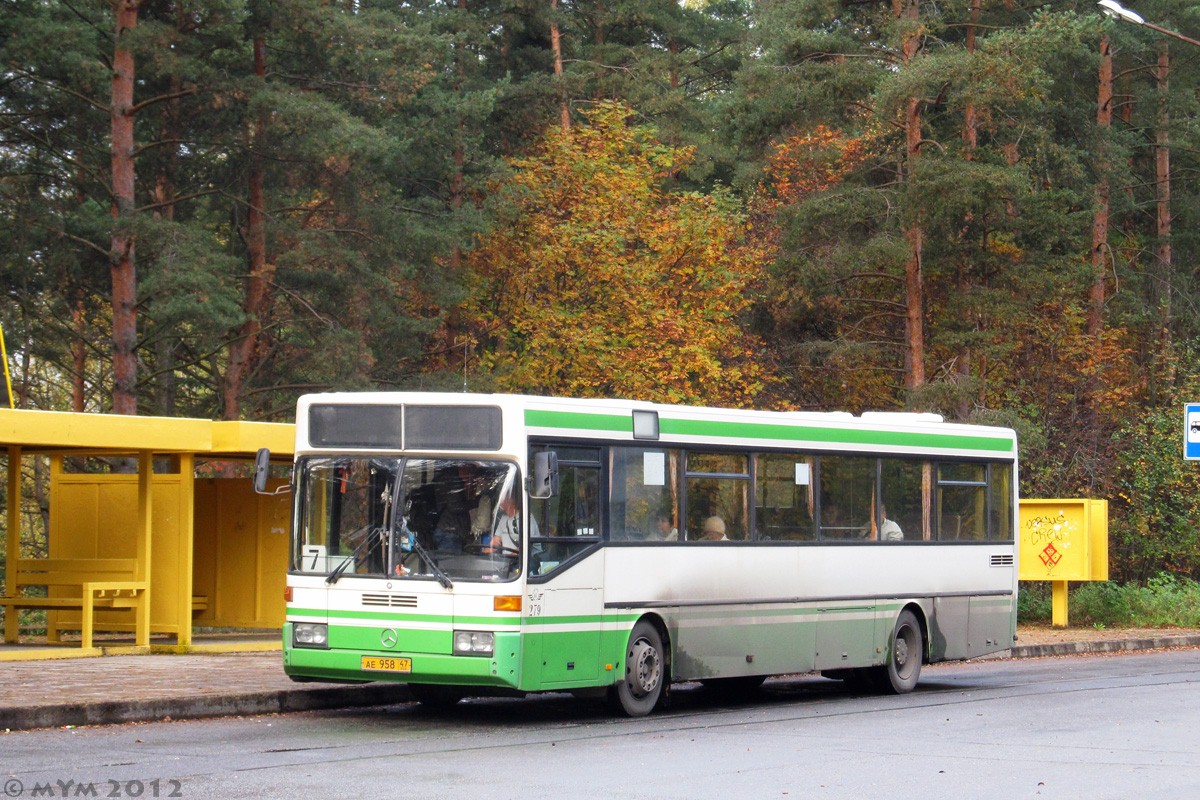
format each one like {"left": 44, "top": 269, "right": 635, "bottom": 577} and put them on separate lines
{"left": 3, "top": 0, "right": 1200, "bottom": 587}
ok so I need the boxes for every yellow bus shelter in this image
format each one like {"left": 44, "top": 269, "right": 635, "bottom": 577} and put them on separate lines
{"left": 0, "top": 408, "right": 294, "bottom": 659}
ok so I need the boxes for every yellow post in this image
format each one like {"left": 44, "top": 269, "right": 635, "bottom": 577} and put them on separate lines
{"left": 4, "top": 447, "right": 20, "bottom": 643}
{"left": 176, "top": 453, "right": 195, "bottom": 647}
{"left": 136, "top": 451, "right": 152, "bottom": 647}
{"left": 0, "top": 323, "right": 14, "bottom": 409}
{"left": 1052, "top": 580, "right": 1070, "bottom": 627}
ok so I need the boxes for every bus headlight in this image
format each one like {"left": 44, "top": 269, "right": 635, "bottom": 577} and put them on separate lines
{"left": 294, "top": 622, "right": 329, "bottom": 648}
{"left": 453, "top": 630, "right": 494, "bottom": 657}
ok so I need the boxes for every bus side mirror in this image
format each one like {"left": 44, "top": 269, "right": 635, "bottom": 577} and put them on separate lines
{"left": 253, "top": 448, "right": 272, "bottom": 494}
{"left": 530, "top": 451, "right": 559, "bottom": 499}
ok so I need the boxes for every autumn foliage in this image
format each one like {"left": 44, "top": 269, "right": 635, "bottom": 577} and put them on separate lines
{"left": 461, "top": 103, "right": 769, "bottom": 406}
{"left": 753, "top": 126, "right": 869, "bottom": 221}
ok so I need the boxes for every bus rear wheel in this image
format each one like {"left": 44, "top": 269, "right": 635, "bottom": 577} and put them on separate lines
{"left": 608, "top": 620, "right": 666, "bottom": 717}
{"left": 876, "top": 609, "right": 923, "bottom": 694}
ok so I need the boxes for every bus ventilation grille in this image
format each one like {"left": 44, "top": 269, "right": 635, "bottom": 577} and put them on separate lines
{"left": 989, "top": 554, "right": 1014, "bottom": 567}
{"left": 362, "top": 593, "right": 419, "bottom": 608}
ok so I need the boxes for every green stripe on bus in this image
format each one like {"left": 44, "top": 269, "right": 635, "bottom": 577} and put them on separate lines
{"left": 524, "top": 409, "right": 632, "bottom": 433}
{"left": 525, "top": 409, "right": 1013, "bottom": 453}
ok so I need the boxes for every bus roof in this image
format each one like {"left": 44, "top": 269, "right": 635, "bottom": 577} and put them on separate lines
{"left": 294, "top": 392, "right": 1017, "bottom": 460}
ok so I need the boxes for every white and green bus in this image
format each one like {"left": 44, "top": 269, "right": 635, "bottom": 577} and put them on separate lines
{"left": 268, "top": 392, "right": 1018, "bottom": 716}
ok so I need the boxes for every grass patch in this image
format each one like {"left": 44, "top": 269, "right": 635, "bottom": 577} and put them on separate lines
{"left": 1019, "top": 573, "right": 1200, "bottom": 628}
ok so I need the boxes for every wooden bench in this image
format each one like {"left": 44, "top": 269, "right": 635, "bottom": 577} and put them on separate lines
{"left": 0, "top": 558, "right": 148, "bottom": 649}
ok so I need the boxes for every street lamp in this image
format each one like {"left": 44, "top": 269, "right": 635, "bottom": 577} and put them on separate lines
{"left": 1098, "top": 0, "right": 1200, "bottom": 48}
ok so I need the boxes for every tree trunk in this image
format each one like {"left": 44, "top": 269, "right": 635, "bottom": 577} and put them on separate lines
{"left": 1154, "top": 41, "right": 1173, "bottom": 391}
{"left": 223, "top": 34, "right": 273, "bottom": 420}
{"left": 72, "top": 293, "right": 87, "bottom": 412}
{"left": 1089, "top": 35, "right": 1112, "bottom": 339}
{"left": 962, "top": 0, "right": 980, "bottom": 154}
{"left": 897, "top": 0, "right": 925, "bottom": 392}
{"left": 110, "top": 0, "right": 142, "bottom": 415}
{"left": 550, "top": 0, "right": 569, "bottom": 131}
{"left": 953, "top": 0, "right": 982, "bottom": 419}
{"left": 153, "top": 14, "right": 183, "bottom": 416}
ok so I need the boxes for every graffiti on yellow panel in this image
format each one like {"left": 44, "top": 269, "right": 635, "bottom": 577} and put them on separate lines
{"left": 1018, "top": 499, "right": 1107, "bottom": 582}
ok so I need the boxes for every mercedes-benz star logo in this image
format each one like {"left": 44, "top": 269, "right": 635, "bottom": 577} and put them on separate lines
{"left": 381, "top": 629, "right": 398, "bottom": 648}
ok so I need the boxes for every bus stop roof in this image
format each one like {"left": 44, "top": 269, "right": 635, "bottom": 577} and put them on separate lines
{"left": 0, "top": 408, "right": 294, "bottom": 457}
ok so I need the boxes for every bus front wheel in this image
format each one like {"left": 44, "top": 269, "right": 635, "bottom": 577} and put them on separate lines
{"left": 408, "top": 683, "right": 465, "bottom": 709}
{"left": 877, "top": 609, "right": 923, "bottom": 694}
{"left": 609, "top": 620, "right": 666, "bottom": 717}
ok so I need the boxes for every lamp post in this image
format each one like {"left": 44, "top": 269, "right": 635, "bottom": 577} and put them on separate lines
{"left": 1099, "top": 0, "right": 1194, "bottom": 409}
{"left": 1098, "top": 0, "right": 1200, "bottom": 48}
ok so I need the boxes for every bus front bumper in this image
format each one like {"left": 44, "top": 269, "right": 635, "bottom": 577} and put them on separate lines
{"left": 282, "top": 622, "right": 522, "bottom": 689}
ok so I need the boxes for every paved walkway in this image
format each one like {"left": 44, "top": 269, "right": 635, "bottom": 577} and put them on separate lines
{"left": 2, "top": 627, "right": 1198, "bottom": 732}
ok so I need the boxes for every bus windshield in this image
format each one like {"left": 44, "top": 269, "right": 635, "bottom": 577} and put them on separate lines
{"left": 293, "top": 456, "right": 522, "bottom": 583}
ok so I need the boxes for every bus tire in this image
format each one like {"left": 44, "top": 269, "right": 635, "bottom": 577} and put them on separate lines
{"left": 878, "top": 608, "right": 923, "bottom": 694}
{"left": 608, "top": 620, "right": 666, "bottom": 717}
{"left": 408, "top": 683, "right": 465, "bottom": 709}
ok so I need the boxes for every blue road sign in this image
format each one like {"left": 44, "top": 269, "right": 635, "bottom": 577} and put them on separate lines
{"left": 1186, "top": 404, "right": 1200, "bottom": 460}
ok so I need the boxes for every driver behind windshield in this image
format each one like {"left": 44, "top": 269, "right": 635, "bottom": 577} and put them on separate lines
{"left": 484, "top": 489, "right": 520, "bottom": 553}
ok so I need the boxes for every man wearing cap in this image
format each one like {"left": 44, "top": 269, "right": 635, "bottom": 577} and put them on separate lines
{"left": 699, "top": 515, "right": 728, "bottom": 541}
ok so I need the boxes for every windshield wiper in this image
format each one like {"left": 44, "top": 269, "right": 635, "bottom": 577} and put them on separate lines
{"left": 325, "top": 526, "right": 382, "bottom": 585}
{"left": 405, "top": 531, "right": 453, "bottom": 589}
{"left": 325, "top": 554, "right": 353, "bottom": 585}
{"left": 388, "top": 466, "right": 452, "bottom": 589}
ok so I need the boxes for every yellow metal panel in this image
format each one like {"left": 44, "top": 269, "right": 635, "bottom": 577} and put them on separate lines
{"left": 4, "top": 449, "right": 17, "bottom": 643}
{"left": 192, "top": 480, "right": 219, "bottom": 625}
{"left": 257, "top": 484, "right": 290, "bottom": 627}
{"left": 1018, "top": 499, "right": 1109, "bottom": 582}
{"left": 210, "top": 421, "right": 296, "bottom": 457}
{"left": 192, "top": 478, "right": 287, "bottom": 629}
{"left": 1089, "top": 499, "right": 1109, "bottom": 582}
{"left": 49, "top": 473, "right": 186, "bottom": 638}
{"left": 218, "top": 480, "right": 259, "bottom": 623}
{"left": 0, "top": 408, "right": 211, "bottom": 452}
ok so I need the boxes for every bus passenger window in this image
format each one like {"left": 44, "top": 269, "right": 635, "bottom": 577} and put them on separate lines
{"left": 609, "top": 447, "right": 681, "bottom": 541}
{"left": 754, "top": 453, "right": 815, "bottom": 541}
{"left": 989, "top": 463, "right": 1014, "bottom": 541}
{"left": 936, "top": 463, "right": 987, "bottom": 541}
{"left": 685, "top": 452, "right": 748, "bottom": 541}
{"left": 879, "top": 458, "right": 926, "bottom": 542}
{"left": 818, "top": 456, "right": 875, "bottom": 540}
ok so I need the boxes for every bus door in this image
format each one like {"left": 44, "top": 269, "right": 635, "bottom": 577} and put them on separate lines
{"left": 526, "top": 446, "right": 604, "bottom": 687}
{"left": 527, "top": 572, "right": 605, "bottom": 686}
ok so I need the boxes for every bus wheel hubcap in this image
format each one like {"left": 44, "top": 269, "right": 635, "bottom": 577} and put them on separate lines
{"left": 629, "top": 639, "right": 660, "bottom": 696}
{"left": 895, "top": 634, "right": 909, "bottom": 666}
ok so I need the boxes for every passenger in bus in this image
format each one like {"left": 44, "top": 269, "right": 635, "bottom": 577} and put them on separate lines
{"left": 879, "top": 504, "right": 903, "bottom": 541}
{"left": 699, "top": 515, "right": 728, "bottom": 541}
{"left": 655, "top": 513, "right": 679, "bottom": 541}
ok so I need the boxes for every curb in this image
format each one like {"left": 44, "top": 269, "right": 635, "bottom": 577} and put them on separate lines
{"left": 0, "top": 684, "right": 413, "bottom": 733}
{"left": 1008, "top": 634, "right": 1200, "bottom": 660}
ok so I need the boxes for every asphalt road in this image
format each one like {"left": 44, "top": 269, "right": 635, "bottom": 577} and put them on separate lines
{"left": 2, "top": 649, "right": 1198, "bottom": 800}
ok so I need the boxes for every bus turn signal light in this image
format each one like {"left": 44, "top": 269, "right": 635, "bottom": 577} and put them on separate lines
{"left": 494, "top": 595, "right": 522, "bottom": 612}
